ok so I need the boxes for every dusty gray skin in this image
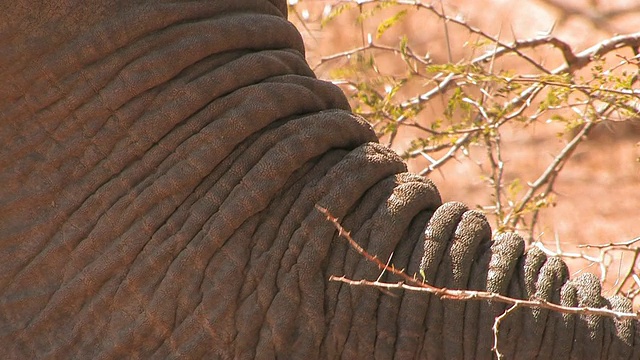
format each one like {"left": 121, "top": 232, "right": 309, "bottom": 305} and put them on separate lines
{"left": 0, "top": 0, "right": 637, "bottom": 358}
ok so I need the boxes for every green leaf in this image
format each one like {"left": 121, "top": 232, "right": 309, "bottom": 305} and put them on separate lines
{"left": 507, "top": 179, "right": 523, "bottom": 198}
{"left": 321, "top": 3, "right": 354, "bottom": 27}
{"left": 399, "top": 35, "right": 409, "bottom": 54}
{"left": 376, "top": 9, "right": 407, "bottom": 39}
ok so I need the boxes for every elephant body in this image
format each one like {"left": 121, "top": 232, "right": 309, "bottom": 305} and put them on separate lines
{"left": 1, "top": 1, "right": 637, "bottom": 358}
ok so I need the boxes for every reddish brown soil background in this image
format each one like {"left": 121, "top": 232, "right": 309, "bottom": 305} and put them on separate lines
{"left": 290, "top": 0, "right": 640, "bottom": 300}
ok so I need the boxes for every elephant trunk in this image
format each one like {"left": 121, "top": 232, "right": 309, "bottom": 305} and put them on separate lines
{"left": 1, "top": 0, "right": 637, "bottom": 359}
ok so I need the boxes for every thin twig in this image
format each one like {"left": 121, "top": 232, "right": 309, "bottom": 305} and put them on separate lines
{"left": 328, "top": 277, "right": 640, "bottom": 320}
{"left": 504, "top": 118, "right": 596, "bottom": 232}
{"left": 419, "top": 132, "right": 473, "bottom": 176}
{"left": 492, "top": 304, "right": 519, "bottom": 360}
{"left": 579, "top": 236, "right": 640, "bottom": 249}
{"left": 316, "top": 205, "right": 640, "bottom": 320}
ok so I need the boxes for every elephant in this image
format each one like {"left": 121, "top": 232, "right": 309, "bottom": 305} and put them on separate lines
{"left": 1, "top": 0, "right": 638, "bottom": 358}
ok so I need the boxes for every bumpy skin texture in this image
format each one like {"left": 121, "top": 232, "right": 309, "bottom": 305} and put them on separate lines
{"left": 0, "top": 1, "right": 637, "bottom": 358}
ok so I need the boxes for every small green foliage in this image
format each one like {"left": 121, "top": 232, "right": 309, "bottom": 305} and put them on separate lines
{"left": 376, "top": 10, "right": 407, "bottom": 39}
{"left": 321, "top": 3, "right": 354, "bottom": 27}
{"left": 540, "top": 86, "right": 570, "bottom": 110}
{"left": 444, "top": 87, "right": 472, "bottom": 120}
{"left": 399, "top": 35, "right": 409, "bottom": 54}
{"left": 425, "top": 63, "right": 470, "bottom": 75}
{"left": 507, "top": 178, "right": 523, "bottom": 198}
{"left": 356, "top": 1, "right": 399, "bottom": 24}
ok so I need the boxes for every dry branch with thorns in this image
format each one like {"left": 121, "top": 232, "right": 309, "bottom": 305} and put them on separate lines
{"left": 317, "top": 205, "right": 640, "bottom": 358}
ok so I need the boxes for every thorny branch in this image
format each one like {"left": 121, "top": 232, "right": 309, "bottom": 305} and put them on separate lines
{"left": 504, "top": 116, "right": 596, "bottom": 233}
{"left": 317, "top": 205, "right": 640, "bottom": 358}
{"left": 537, "top": 236, "right": 640, "bottom": 298}
{"left": 579, "top": 236, "right": 640, "bottom": 250}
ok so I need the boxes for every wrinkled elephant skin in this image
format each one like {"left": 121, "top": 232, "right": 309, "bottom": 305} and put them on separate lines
{"left": 0, "top": 1, "right": 637, "bottom": 358}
